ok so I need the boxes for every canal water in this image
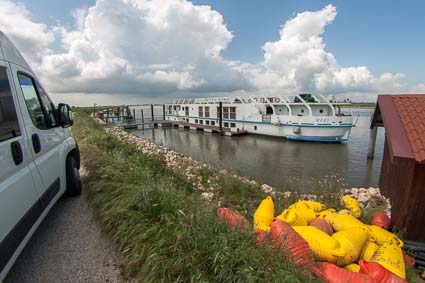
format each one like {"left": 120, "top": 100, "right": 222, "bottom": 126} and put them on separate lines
{"left": 129, "top": 109, "right": 385, "bottom": 192}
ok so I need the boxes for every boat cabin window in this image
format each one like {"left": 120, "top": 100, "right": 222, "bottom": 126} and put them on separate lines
{"left": 195, "top": 119, "right": 198, "bottom": 123}
{"left": 266, "top": 106, "right": 273, "bottom": 115}
{"left": 224, "top": 122, "right": 229, "bottom": 127}
{"left": 198, "top": 106, "right": 203, "bottom": 117}
{"left": 205, "top": 106, "right": 210, "bottom": 117}
{"left": 211, "top": 121, "right": 215, "bottom": 126}
{"left": 185, "top": 107, "right": 189, "bottom": 116}
{"left": 229, "top": 107, "right": 236, "bottom": 119}
{"left": 223, "top": 107, "right": 229, "bottom": 119}
{"left": 254, "top": 126, "right": 257, "bottom": 130}
{"left": 206, "top": 120, "right": 210, "bottom": 125}
{"left": 319, "top": 109, "right": 323, "bottom": 113}
{"left": 230, "top": 123, "right": 236, "bottom": 128}
{"left": 200, "top": 120, "right": 203, "bottom": 125}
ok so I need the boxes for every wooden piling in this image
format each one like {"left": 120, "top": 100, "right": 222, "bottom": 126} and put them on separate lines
{"left": 219, "top": 101, "right": 223, "bottom": 134}
{"left": 141, "top": 109, "right": 144, "bottom": 129}
{"left": 133, "top": 109, "right": 136, "bottom": 123}
{"left": 151, "top": 104, "right": 154, "bottom": 122}
{"left": 163, "top": 104, "right": 166, "bottom": 120}
{"left": 367, "top": 126, "right": 378, "bottom": 159}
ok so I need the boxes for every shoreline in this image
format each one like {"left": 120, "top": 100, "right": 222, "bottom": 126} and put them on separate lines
{"left": 72, "top": 110, "right": 392, "bottom": 282}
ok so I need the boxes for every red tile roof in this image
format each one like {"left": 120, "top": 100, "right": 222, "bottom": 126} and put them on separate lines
{"left": 392, "top": 95, "right": 425, "bottom": 163}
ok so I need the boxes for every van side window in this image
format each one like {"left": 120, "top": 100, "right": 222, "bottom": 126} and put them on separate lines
{"left": 35, "top": 82, "right": 57, "bottom": 127}
{"left": 18, "top": 74, "right": 56, "bottom": 129}
{"left": 0, "top": 66, "right": 21, "bottom": 142}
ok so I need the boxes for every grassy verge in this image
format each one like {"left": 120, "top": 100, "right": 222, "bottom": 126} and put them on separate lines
{"left": 72, "top": 110, "right": 306, "bottom": 282}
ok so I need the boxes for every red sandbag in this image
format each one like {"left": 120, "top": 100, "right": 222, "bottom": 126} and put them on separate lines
{"left": 359, "top": 260, "right": 408, "bottom": 283}
{"left": 403, "top": 254, "right": 416, "bottom": 267}
{"left": 309, "top": 218, "right": 333, "bottom": 235}
{"left": 314, "top": 262, "right": 377, "bottom": 283}
{"left": 216, "top": 208, "right": 250, "bottom": 230}
{"left": 371, "top": 211, "right": 391, "bottom": 229}
{"left": 270, "top": 218, "right": 314, "bottom": 266}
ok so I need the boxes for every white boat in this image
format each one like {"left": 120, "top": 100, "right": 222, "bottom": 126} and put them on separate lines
{"left": 165, "top": 94, "right": 355, "bottom": 142}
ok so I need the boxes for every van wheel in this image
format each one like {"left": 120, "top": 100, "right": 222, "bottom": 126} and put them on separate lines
{"left": 66, "top": 156, "right": 81, "bottom": 196}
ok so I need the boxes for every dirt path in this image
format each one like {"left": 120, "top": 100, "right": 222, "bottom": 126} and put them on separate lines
{"left": 5, "top": 184, "right": 123, "bottom": 283}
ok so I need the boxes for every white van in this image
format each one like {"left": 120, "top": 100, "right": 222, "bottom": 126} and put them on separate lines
{"left": 0, "top": 31, "right": 81, "bottom": 281}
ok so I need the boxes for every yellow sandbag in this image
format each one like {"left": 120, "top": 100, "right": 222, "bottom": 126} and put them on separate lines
{"left": 367, "top": 225, "right": 403, "bottom": 247}
{"left": 341, "top": 195, "right": 362, "bottom": 218}
{"left": 371, "top": 240, "right": 406, "bottom": 279}
{"left": 289, "top": 200, "right": 326, "bottom": 212}
{"left": 332, "top": 226, "right": 369, "bottom": 266}
{"left": 293, "top": 226, "right": 345, "bottom": 263}
{"left": 324, "top": 214, "right": 366, "bottom": 232}
{"left": 276, "top": 209, "right": 307, "bottom": 226}
{"left": 317, "top": 208, "right": 336, "bottom": 218}
{"left": 360, "top": 241, "right": 379, "bottom": 261}
{"left": 338, "top": 209, "right": 353, "bottom": 216}
{"left": 292, "top": 207, "right": 317, "bottom": 224}
{"left": 253, "top": 196, "right": 274, "bottom": 231}
{"left": 344, "top": 263, "right": 360, "bottom": 273}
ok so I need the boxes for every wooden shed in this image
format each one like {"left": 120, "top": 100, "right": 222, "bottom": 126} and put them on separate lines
{"left": 369, "top": 94, "right": 425, "bottom": 241}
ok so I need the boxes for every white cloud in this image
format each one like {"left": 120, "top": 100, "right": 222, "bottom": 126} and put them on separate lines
{"left": 1, "top": 0, "right": 249, "bottom": 97}
{"left": 0, "top": 1, "right": 422, "bottom": 104}
{"left": 0, "top": 0, "right": 55, "bottom": 63}
{"left": 252, "top": 4, "right": 415, "bottom": 99}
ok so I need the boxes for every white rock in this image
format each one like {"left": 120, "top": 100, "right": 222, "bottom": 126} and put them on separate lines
{"left": 261, "top": 184, "right": 274, "bottom": 194}
{"left": 358, "top": 192, "right": 369, "bottom": 203}
{"left": 201, "top": 192, "right": 214, "bottom": 201}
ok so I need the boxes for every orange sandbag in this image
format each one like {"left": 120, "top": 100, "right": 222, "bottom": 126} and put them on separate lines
{"left": 371, "top": 212, "right": 390, "bottom": 229}
{"left": 216, "top": 208, "right": 250, "bottom": 230}
{"left": 313, "top": 262, "right": 377, "bottom": 283}
{"left": 310, "top": 218, "right": 333, "bottom": 235}
{"left": 270, "top": 218, "right": 314, "bottom": 267}
{"left": 359, "top": 260, "right": 407, "bottom": 283}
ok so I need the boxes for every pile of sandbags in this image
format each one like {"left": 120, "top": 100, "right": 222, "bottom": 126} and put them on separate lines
{"left": 217, "top": 196, "right": 412, "bottom": 283}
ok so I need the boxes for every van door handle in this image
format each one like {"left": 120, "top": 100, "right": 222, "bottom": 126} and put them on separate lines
{"left": 11, "top": 141, "right": 23, "bottom": 166}
{"left": 32, "top": 133, "right": 41, "bottom": 153}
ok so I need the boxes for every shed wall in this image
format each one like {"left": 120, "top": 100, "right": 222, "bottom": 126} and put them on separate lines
{"left": 404, "top": 164, "right": 425, "bottom": 241}
{"left": 379, "top": 140, "right": 421, "bottom": 240}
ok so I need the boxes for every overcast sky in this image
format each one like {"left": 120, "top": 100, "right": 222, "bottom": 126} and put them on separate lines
{"left": 1, "top": 0, "right": 424, "bottom": 106}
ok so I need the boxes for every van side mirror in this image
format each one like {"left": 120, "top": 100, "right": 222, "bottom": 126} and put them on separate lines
{"left": 57, "top": 103, "right": 74, "bottom": 128}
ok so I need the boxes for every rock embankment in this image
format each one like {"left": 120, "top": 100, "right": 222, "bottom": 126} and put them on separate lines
{"left": 105, "top": 126, "right": 390, "bottom": 213}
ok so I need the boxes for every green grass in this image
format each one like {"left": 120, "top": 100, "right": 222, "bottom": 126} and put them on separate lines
{"left": 72, "top": 110, "right": 307, "bottom": 282}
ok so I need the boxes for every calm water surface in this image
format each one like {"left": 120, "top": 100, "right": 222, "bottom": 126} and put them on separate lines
{"left": 130, "top": 109, "right": 384, "bottom": 192}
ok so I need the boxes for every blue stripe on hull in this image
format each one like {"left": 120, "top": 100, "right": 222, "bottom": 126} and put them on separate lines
{"left": 286, "top": 136, "right": 347, "bottom": 143}
{"left": 165, "top": 115, "right": 355, "bottom": 128}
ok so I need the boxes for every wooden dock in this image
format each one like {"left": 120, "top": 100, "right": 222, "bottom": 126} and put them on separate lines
{"left": 94, "top": 103, "right": 247, "bottom": 137}
{"left": 159, "top": 120, "right": 247, "bottom": 136}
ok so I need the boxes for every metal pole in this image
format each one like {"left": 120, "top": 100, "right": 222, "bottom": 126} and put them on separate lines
{"left": 219, "top": 101, "right": 223, "bottom": 134}
{"left": 93, "top": 103, "right": 96, "bottom": 118}
{"left": 367, "top": 126, "right": 378, "bottom": 159}
{"left": 151, "top": 104, "right": 154, "bottom": 122}
{"left": 133, "top": 109, "right": 136, "bottom": 123}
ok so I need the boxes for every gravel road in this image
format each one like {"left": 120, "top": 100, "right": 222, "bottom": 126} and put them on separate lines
{"left": 5, "top": 187, "right": 123, "bottom": 283}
